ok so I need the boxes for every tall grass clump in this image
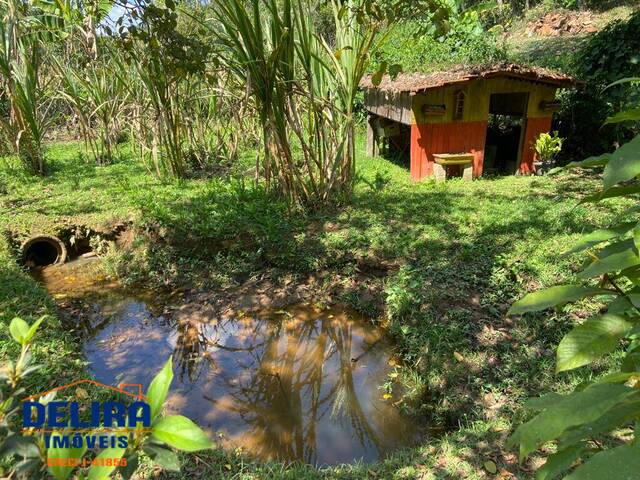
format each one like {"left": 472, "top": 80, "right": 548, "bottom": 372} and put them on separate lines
{"left": 56, "top": 54, "right": 129, "bottom": 165}
{"left": 182, "top": 74, "right": 250, "bottom": 174}
{"left": 108, "top": 2, "right": 249, "bottom": 179}
{"left": 114, "top": 3, "right": 209, "bottom": 178}
{"left": 0, "top": 0, "right": 51, "bottom": 175}
{"left": 120, "top": 4, "right": 197, "bottom": 178}
{"left": 210, "top": 0, "right": 418, "bottom": 207}
{"left": 0, "top": 0, "right": 97, "bottom": 174}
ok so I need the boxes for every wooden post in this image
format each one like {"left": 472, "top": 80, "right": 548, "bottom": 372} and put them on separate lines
{"left": 366, "top": 114, "right": 378, "bottom": 157}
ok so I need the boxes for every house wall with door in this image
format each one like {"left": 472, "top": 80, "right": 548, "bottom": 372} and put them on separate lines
{"left": 362, "top": 65, "right": 575, "bottom": 182}
{"left": 407, "top": 77, "right": 559, "bottom": 180}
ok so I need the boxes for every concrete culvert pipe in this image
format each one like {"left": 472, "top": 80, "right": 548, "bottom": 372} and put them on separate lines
{"left": 22, "top": 235, "right": 67, "bottom": 267}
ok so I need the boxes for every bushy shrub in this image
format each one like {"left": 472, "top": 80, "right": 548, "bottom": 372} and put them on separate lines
{"left": 371, "top": 10, "right": 507, "bottom": 74}
{"left": 555, "top": 11, "right": 640, "bottom": 163}
{"left": 469, "top": 0, "right": 606, "bottom": 14}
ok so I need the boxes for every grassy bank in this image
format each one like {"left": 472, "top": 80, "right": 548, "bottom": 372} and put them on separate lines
{"left": 0, "top": 135, "right": 630, "bottom": 478}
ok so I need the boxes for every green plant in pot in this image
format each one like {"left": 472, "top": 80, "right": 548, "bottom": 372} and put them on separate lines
{"left": 533, "top": 131, "right": 564, "bottom": 175}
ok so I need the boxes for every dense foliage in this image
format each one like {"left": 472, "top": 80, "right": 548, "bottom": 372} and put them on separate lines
{"left": 0, "top": 0, "right": 455, "bottom": 207}
{"left": 555, "top": 10, "right": 640, "bottom": 162}
{"left": 465, "top": 0, "right": 613, "bottom": 15}
{"left": 534, "top": 131, "right": 563, "bottom": 163}
{"left": 371, "top": 8, "right": 507, "bottom": 74}
{"left": 3, "top": 134, "right": 623, "bottom": 479}
{"left": 509, "top": 83, "right": 640, "bottom": 479}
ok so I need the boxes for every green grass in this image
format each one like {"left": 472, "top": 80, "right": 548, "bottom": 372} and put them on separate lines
{"left": 0, "top": 135, "right": 631, "bottom": 478}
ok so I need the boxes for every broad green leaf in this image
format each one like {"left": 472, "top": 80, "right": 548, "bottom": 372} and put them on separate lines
{"left": 508, "top": 285, "right": 611, "bottom": 315}
{"left": 536, "top": 442, "right": 585, "bottom": 480}
{"left": 605, "top": 108, "right": 640, "bottom": 125}
{"left": 628, "top": 292, "right": 640, "bottom": 308}
{"left": 578, "top": 238, "right": 640, "bottom": 279}
{"left": 552, "top": 153, "right": 609, "bottom": 174}
{"left": 557, "top": 314, "right": 633, "bottom": 372}
{"left": 564, "top": 222, "right": 636, "bottom": 255}
{"left": 484, "top": 460, "right": 497, "bottom": 474}
{"left": 624, "top": 267, "right": 640, "bottom": 287}
{"left": 608, "top": 296, "right": 635, "bottom": 314}
{"left": 147, "top": 356, "right": 174, "bottom": 420}
{"left": 565, "top": 443, "right": 640, "bottom": 479}
{"left": 507, "top": 384, "right": 636, "bottom": 460}
{"left": 151, "top": 415, "right": 213, "bottom": 452}
{"left": 603, "top": 135, "right": 640, "bottom": 190}
{"left": 47, "top": 432, "right": 87, "bottom": 480}
{"left": 622, "top": 352, "right": 640, "bottom": 372}
{"left": 87, "top": 446, "right": 126, "bottom": 480}
{"left": 558, "top": 398, "right": 640, "bottom": 446}
{"left": 371, "top": 61, "right": 387, "bottom": 87}
{"left": 9, "top": 317, "right": 30, "bottom": 345}
{"left": 143, "top": 444, "right": 181, "bottom": 471}
{"left": 525, "top": 393, "right": 564, "bottom": 412}
{"left": 634, "top": 224, "right": 640, "bottom": 254}
{"left": 580, "top": 184, "right": 640, "bottom": 204}
{"left": 609, "top": 286, "right": 640, "bottom": 308}
{"left": 25, "top": 315, "right": 47, "bottom": 344}
{"left": 119, "top": 453, "right": 139, "bottom": 480}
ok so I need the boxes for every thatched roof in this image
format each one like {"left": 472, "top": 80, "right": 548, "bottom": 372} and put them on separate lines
{"left": 360, "top": 63, "right": 577, "bottom": 93}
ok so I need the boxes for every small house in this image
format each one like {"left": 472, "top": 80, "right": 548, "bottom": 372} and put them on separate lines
{"left": 360, "top": 63, "right": 576, "bottom": 180}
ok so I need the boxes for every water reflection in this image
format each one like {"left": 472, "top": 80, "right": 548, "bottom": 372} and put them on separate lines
{"left": 36, "top": 260, "right": 420, "bottom": 465}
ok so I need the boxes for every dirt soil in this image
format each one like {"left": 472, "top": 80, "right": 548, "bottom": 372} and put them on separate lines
{"left": 168, "top": 263, "right": 390, "bottom": 324}
{"left": 526, "top": 10, "right": 598, "bottom": 37}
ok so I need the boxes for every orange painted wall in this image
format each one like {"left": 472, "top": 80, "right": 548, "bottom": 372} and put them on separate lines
{"left": 410, "top": 121, "right": 488, "bottom": 180}
{"left": 520, "top": 117, "right": 553, "bottom": 174}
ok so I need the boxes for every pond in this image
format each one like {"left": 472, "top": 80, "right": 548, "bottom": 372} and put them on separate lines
{"left": 34, "top": 258, "right": 421, "bottom": 466}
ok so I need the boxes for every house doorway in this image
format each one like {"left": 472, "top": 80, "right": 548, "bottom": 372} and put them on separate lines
{"left": 370, "top": 116, "right": 411, "bottom": 169}
{"left": 483, "top": 92, "right": 529, "bottom": 175}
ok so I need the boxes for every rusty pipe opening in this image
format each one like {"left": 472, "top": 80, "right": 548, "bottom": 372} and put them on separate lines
{"left": 22, "top": 235, "right": 67, "bottom": 267}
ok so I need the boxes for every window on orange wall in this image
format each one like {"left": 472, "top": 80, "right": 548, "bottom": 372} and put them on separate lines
{"left": 453, "top": 90, "right": 465, "bottom": 121}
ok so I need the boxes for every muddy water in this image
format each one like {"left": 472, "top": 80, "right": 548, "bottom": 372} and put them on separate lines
{"left": 35, "top": 259, "right": 420, "bottom": 466}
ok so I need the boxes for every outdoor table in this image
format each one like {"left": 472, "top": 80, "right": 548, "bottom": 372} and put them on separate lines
{"left": 432, "top": 153, "right": 474, "bottom": 182}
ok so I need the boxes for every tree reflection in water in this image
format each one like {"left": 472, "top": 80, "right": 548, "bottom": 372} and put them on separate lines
{"left": 169, "top": 305, "right": 418, "bottom": 465}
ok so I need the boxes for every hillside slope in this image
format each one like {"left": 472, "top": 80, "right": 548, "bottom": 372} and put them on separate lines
{"left": 506, "top": 3, "right": 639, "bottom": 71}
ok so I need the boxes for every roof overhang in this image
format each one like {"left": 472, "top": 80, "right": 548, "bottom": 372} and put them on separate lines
{"left": 360, "top": 62, "right": 579, "bottom": 94}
